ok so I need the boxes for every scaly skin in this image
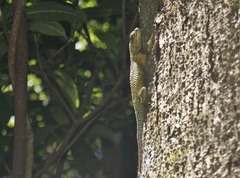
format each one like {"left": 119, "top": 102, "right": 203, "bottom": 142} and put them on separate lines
{"left": 129, "top": 28, "right": 147, "bottom": 176}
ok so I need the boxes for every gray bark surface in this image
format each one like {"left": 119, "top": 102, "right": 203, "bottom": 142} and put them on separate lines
{"left": 141, "top": 1, "right": 240, "bottom": 177}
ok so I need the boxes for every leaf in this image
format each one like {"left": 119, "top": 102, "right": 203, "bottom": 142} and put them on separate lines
{"left": 0, "top": 34, "right": 8, "bottom": 57}
{"left": 27, "top": 1, "right": 86, "bottom": 23}
{"left": 29, "top": 21, "right": 67, "bottom": 39}
{"left": 95, "top": 32, "right": 118, "bottom": 53}
{"left": 0, "top": 93, "right": 12, "bottom": 128}
{"left": 54, "top": 69, "right": 79, "bottom": 112}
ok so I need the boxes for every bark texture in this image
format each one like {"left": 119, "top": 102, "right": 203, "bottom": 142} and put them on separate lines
{"left": 8, "top": 0, "right": 29, "bottom": 177}
{"left": 142, "top": 0, "right": 240, "bottom": 177}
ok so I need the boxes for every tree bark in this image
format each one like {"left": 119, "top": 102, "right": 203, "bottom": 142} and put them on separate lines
{"left": 140, "top": 0, "right": 240, "bottom": 177}
{"left": 8, "top": 0, "right": 29, "bottom": 177}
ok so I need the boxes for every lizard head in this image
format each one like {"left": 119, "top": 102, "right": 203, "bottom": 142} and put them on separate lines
{"left": 129, "top": 28, "right": 142, "bottom": 55}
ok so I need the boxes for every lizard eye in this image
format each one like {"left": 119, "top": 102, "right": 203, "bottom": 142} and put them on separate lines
{"left": 129, "top": 35, "right": 137, "bottom": 46}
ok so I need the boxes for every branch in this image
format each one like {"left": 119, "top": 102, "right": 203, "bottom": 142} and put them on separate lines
{"left": 33, "top": 124, "right": 78, "bottom": 178}
{"left": 65, "top": 96, "right": 130, "bottom": 153}
{"left": 64, "top": 114, "right": 99, "bottom": 153}
{"left": 78, "top": 72, "right": 127, "bottom": 125}
{"left": 33, "top": 73, "right": 127, "bottom": 178}
{"left": 42, "top": 72, "right": 78, "bottom": 123}
{"left": 33, "top": 37, "right": 77, "bottom": 123}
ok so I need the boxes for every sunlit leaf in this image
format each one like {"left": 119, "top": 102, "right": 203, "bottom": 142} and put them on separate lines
{"left": 27, "top": 1, "right": 87, "bottom": 23}
{"left": 95, "top": 32, "right": 118, "bottom": 53}
{"left": 54, "top": 69, "right": 79, "bottom": 112}
{"left": 29, "top": 21, "right": 67, "bottom": 39}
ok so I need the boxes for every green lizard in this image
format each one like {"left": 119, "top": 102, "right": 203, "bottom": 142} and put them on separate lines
{"left": 129, "top": 28, "right": 148, "bottom": 175}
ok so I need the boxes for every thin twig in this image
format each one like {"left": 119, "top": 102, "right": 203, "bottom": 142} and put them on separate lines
{"left": 64, "top": 114, "right": 99, "bottom": 153}
{"left": 43, "top": 42, "right": 69, "bottom": 67}
{"left": 3, "top": 161, "right": 11, "bottom": 174}
{"left": 48, "top": 42, "right": 69, "bottom": 60}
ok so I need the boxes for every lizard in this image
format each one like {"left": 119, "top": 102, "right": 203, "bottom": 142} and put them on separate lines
{"left": 129, "top": 28, "right": 148, "bottom": 176}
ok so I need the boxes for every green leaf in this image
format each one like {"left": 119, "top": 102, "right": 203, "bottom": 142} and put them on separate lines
{"left": 27, "top": 1, "right": 86, "bottom": 23}
{"left": 0, "top": 93, "right": 12, "bottom": 128}
{"left": 96, "top": 32, "right": 118, "bottom": 53}
{"left": 29, "top": 21, "right": 67, "bottom": 39}
{"left": 0, "top": 34, "right": 8, "bottom": 57}
{"left": 54, "top": 69, "right": 79, "bottom": 112}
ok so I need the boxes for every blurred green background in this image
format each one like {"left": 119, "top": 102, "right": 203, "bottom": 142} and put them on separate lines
{"left": 0, "top": 0, "right": 139, "bottom": 177}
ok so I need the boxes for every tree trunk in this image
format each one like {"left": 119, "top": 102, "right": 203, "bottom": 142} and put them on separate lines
{"left": 8, "top": 0, "right": 30, "bottom": 177}
{"left": 140, "top": 0, "right": 240, "bottom": 177}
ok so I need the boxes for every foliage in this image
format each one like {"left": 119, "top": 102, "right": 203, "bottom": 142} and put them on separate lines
{"left": 0, "top": 0, "right": 138, "bottom": 177}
